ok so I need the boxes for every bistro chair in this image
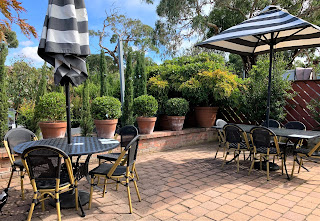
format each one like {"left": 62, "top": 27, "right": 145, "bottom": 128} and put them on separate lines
{"left": 221, "top": 124, "right": 251, "bottom": 172}
{"left": 3, "top": 128, "right": 38, "bottom": 200}
{"left": 89, "top": 135, "right": 141, "bottom": 214}
{"left": 21, "top": 145, "right": 78, "bottom": 221}
{"left": 291, "top": 141, "right": 320, "bottom": 178}
{"left": 214, "top": 119, "right": 227, "bottom": 158}
{"left": 279, "top": 121, "right": 306, "bottom": 149}
{"left": 97, "top": 125, "right": 139, "bottom": 180}
{"left": 249, "top": 126, "right": 282, "bottom": 181}
{"left": 261, "top": 119, "right": 281, "bottom": 128}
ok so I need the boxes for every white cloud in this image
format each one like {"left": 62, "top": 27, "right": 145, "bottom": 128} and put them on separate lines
{"left": 14, "top": 47, "right": 43, "bottom": 64}
{"left": 20, "top": 40, "right": 34, "bottom": 47}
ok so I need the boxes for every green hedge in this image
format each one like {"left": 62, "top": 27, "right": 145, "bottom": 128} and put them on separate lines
{"left": 91, "top": 96, "right": 122, "bottom": 120}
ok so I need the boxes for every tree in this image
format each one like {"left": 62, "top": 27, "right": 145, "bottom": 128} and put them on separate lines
{"left": 90, "top": 9, "right": 158, "bottom": 66}
{"left": 134, "top": 51, "right": 147, "bottom": 98}
{"left": 100, "top": 49, "right": 108, "bottom": 96}
{"left": 122, "top": 49, "right": 134, "bottom": 126}
{"left": 80, "top": 64, "right": 94, "bottom": 136}
{"left": 0, "top": 29, "right": 19, "bottom": 139}
{"left": 0, "top": 0, "right": 37, "bottom": 42}
{"left": 146, "top": 0, "right": 320, "bottom": 73}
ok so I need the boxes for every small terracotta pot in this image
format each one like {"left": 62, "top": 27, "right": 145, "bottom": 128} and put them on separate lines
{"left": 136, "top": 117, "right": 157, "bottom": 134}
{"left": 94, "top": 119, "right": 118, "bottom": 138}
{"left": 39, "top": 121, "right": 67, "bottom": 139}
{"left": 195, "top": 107, "right": 219, "bottom": 128}
{"left": 167, "top": 116, "right": 185, "bottom": 131}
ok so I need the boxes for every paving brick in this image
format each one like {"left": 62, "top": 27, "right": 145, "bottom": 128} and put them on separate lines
{"left": 290, "top": 205, "right": 312, "bottom": 216}
{"left": 181, "top": 199, "right": 201, "bottom": 208}
{"left": 227, "top": 211, "right": 250, "bottom": 221}
{"left": 306, "top": 214, "right": 320, "bottom": 221}
{"left": 282, "top": 211, "right": 307, "bottom": 221}
{"left": 206, "top": 210, "right": 228, "bottom": 220}
{"left": 217, "top": 204, "right": 239, "bottom": 215}
{"left": 260, "top": 209, "right": 282, "bottom": 220}
{"left": 167, "top": 204, "right": 188, "bottom": 214}
{"left": 153, "top": 210, "right": 176, "bottom": 219}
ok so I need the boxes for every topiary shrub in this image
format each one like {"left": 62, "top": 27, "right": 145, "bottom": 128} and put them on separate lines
{"left": 165, "top": 98, "right": 189, "bottom": 116}
{"left": 133, "top": 95, "right": 158, "bottom": 117}
{"left": 35, "top": 92, "right": 66, "bottom": 122}
{"left": 91, "top": 96, "right": 122, "bottom": 120}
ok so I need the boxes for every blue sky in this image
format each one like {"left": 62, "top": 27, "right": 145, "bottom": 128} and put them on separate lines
{"left": 6, "top": 0, "right": 161, "bottom": 67}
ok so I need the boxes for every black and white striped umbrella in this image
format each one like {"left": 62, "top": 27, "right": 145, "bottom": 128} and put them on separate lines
{"left": 38, "top": 0, "right": 90, "bottom": 142}
{"left": 197, "top": 5, "right": 320, "bottom": 127}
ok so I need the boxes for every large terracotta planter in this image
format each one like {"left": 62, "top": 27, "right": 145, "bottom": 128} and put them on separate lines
{"left": 167, "top": 116, "right": 185, "bottom": 131}
{"left": 94, "top": 119, "right": 118, "bottom": 138}
{"left": 39, "top": 121, "right": 67, "bottom": 139}
{"left": 195, "top": 107, "right": 219, "bottom": 128}
{"left": 136, "top": 117, "right": 157, "bottom": 134}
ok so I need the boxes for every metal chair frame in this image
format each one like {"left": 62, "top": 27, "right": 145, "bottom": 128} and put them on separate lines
{"left": 3, "top": 128, "right": 38, "bottom": 200}
{"left": 214, "top": 119, "right": 227, "bottom": 159}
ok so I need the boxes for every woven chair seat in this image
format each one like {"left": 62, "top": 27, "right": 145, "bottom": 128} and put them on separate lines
{"left": 256, "top": 147, "right": 278, "bottom": 154}
{"left": 97, "top": 153, "right": 124, "bottom": 161}
{"left": 35, "top": 175, "right": 70, "bottom": 189}
{"left": 229, "top": 142, "right": 248, "bottom": 149}
{"left": 89, "top": 163, "right": 126, "bottom": 177}
{"left": 294, "top": 148, "right": 320, "bottom": 156}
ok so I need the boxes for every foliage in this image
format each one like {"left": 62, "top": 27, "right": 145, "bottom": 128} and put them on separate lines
{"left": 100, "top": 49, "right": 108, "bottom": 96}
{"left": 16, "top": 100, "right": 34, "bottom": 129}
{"left": 35, "top": 92, "right": 66, "bottom": 122}
{"left": 71, "top": 96, "right": 81, "bottom": 127}
{"left": 179, "top": 69, "right": 239, "bottom": 107}
{"left": 165, "top": 98, "right": 189, "bottom": 116}
{"left": 7, "top": 59, "right": 41, "bottom": 110}
{"left": 89, "top": 9, "right": 158, "bottom": 66}
{"left": 147, "top": 75, "right": 169, "bottom": 114}
{"left": 234, "top": 54, "right": 294, "bottom": 123}
{"left": 307, "top": 98, "right": 320, "bottom": 124}
{"left": 86, "top": 54, "right": 118, "bottom": 75}
{"left": 91, "top": 96, "right": 122, "bottom": 120}
{"left": 81, "top": 77, "right": 94, "bottom": 136}
{"left": 0, "top": 0, "right": 37, "bottom": 42}
{"left": 0, "top": 44, "right": 8, "bottom": 140}
{"left": 122, "top": 49, "right": 134, "bottom": 126}
{"left": 134, "top": 51, "right": 147, "bottom": 97}
{"left": 133, "top": 95, "right": 158, "bottom": 117}
{"left": 74, "top": 81, "right": 100, "bottom": 100}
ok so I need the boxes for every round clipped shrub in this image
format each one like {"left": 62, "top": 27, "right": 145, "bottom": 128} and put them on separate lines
{"left": 133, "top": 95, "right": 158, "bottom": 117}
{"left": 91, "top": 96, "right": 122, "bottom": 120}
{"left": 165, "top": 98, "right": 189, "bottom": 116}
{"left": 35, "top": 92, "right": 66, "bottom": 122}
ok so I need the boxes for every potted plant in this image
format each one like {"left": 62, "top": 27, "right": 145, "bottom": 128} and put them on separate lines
{"left": 165, "top": 98, "right": 189, "bottom": 131}
{"left": 91, "top": 96, "right": 122, "bottom": 138}
{"left": 133, "top": 95, "right": 158, "bottom": 134}
{"left": 35, "top": 92, "right": 67, "bottom": 139}
{"left": 179, "top": 69, "right": 238, "bottom": 128}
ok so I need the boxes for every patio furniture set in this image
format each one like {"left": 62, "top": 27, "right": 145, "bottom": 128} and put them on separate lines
{"left": 3, "top": 126, "right": 141, "bottom": 221}
{"left": 213, "top": 119, "right": 320, "bottom": 181}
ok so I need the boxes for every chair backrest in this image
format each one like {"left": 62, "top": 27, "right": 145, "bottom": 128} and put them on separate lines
{"left": 216, "top": 119, "right": 227, "bottom": 127}
{"left": 250, "top": 126, "right": 279, "bottom": 153}
{"left": 4, "top": 128, "right": 37, "bottom": 165}
{"left": 284, "top": 121, "right": 306, "bottom": 130}
{"left": 223, "top": 124, "right": 243, "bottom": 143}
{"left": 261, "top": 119, "right": 280, "bottom": 128}
{"left": 21, "top": 145, "right": 74, "bottom": 186}
{"left": 119, "top": 125, "right": 138, "bottom": 147}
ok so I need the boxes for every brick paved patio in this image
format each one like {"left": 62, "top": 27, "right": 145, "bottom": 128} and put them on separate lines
{"left": 1, "top": 141, "right": 320, "bottom": 220}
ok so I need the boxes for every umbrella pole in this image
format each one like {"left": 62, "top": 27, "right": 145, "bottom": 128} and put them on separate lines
{"left": 266, "top": 32, "right": 274, "bottom": 128}
{"left": 65, "top": 81, "right": 71, "bottom": 144}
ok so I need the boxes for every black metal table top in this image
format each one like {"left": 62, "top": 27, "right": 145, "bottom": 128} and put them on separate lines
{"left": 213, "top": 124, "right": 320, "bottom": 139}
{"left": 13, "top": 136, "right": 120, "bottom": 156}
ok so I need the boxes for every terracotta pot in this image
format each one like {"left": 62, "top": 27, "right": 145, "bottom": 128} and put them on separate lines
{"left": 136, "top": 117, "right": 157, "bottom": 134}
{"left": 158, "top": 114, "right": 171, "bottom": 130}
{"left": 94, "top": 119, "right": 118, "bottom": 138}
{"left": 167, "top": 116, "right": 185, "bottom": 131}
{"left": 195, "top": 107, "right": 219, "bottom": 128}
{"left": 39, "top": 121, "right": 67, "bottom": 139}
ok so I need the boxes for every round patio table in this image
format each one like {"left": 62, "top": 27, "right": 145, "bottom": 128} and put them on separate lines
{"left": 14, "top": 136, "right": 120, "bottom": 217}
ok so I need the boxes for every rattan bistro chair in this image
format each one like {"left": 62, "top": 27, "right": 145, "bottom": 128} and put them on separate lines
{"left": 249, "top": 126, "right": 282, "bottom": 181}
{"left": 221, "top": 124, "right": 251, "bottom": 172}
{"left": 261, "top": 119, "right": 281, "bottom": 128}
{"left": 214, "top": 119, "right": 227, "bottom": 158}
{"left": 89, "top": 135, "right": 141, "bottom": 214}
{"left": 21, "top": 145, "right": 78, "bottom": 221}
{"left": 97, "top": 125, "right": 139, "bottom": 180}
{"left": 3, "top": 128, "right": 38, "bottom": 200}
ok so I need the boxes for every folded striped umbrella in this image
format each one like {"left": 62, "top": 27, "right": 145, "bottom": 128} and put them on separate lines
{"left": 38, "top": 0, "right": 90, "bottom": 86}
{"left": 197, "top": 5, "right": 320, "bottom": 127}
{"left": 38, "top": 0, "right": 90, "bottom": 143}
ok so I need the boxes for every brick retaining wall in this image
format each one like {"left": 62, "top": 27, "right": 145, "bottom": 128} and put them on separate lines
{"left": 0, "top": 128, "right": 218, "bottom": 179}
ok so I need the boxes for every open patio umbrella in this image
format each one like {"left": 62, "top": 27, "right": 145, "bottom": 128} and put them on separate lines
{"left": 38, "top": 0, "right": 90, "bottom": 143}
{"left": 197, "top": 5, "right": 320, "bottom": 127}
